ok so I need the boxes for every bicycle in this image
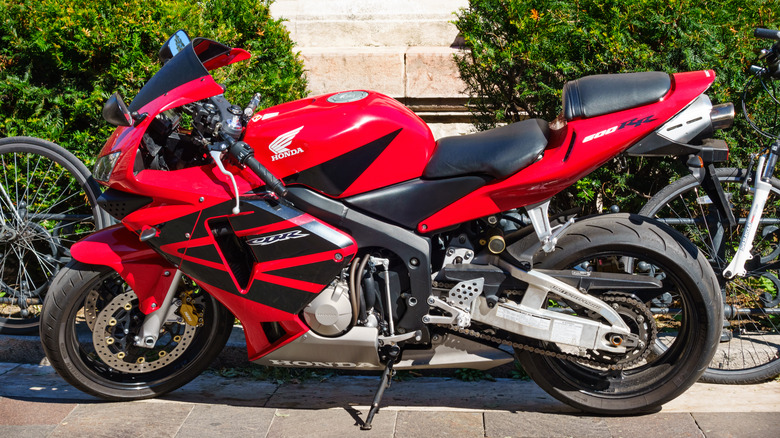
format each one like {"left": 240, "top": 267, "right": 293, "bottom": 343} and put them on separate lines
{"left": 640, "top": 28, "right": 780, "bottom": 384}
{"left": 0, "top": 136, "right": 109, "bottom": 334}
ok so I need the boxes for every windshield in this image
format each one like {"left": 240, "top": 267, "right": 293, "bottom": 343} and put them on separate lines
{"left": 129, "top": 38, "right": 232, "bottom": 112}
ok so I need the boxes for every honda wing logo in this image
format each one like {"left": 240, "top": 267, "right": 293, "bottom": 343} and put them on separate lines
{"left": 269, "top": 126, "right": 304, "bottom": 161}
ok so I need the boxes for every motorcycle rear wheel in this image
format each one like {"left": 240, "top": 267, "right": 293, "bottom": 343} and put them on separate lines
{"left": 40, "top": 260, "right": 233, "bottom": 400}
{"left": 514, "top": 213, "right": 721, "bottom": 414}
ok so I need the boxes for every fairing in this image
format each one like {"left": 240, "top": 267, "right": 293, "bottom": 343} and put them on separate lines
{"left": 417, "top": 70, "right": 717, "bottom": 233}
{"left": 242, "top": 92, "right": 436, "bottom": 198}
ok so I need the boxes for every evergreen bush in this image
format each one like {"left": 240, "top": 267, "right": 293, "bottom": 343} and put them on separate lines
{"left": 0, "top": 0, "right": 307, "bottom": 164}
{"left": 455, "top": 0, "right": 778, "bottom": 212}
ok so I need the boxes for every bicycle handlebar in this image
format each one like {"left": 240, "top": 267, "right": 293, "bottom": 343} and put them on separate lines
{"left": 755, "top": 28, "right": 780, "bottom": 41}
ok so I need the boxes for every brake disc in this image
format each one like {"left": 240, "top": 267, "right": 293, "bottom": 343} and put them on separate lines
{"left": 91, "top": 291, "right": 197, "bottom": 373}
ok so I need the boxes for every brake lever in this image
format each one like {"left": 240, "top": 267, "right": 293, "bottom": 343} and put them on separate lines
{"left": 209, "top": 146, "right": 241, "bottom": 214}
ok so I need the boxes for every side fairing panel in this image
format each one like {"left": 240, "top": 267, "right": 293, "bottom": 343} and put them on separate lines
{"left": 145, "top": 197, "right": 357, "bottom": 316}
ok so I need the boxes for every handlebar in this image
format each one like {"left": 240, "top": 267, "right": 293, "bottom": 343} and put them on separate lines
{"left": 755, "top": 28, "right": 780, "bottom": 41}
{"left": 202, "top": 94, "right": 289, "bottom": 199}
{"left": 227, "top": 139, "right": 288, "bottom": 198}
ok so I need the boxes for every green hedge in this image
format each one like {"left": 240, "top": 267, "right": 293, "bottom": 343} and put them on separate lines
{"left": 455, "top": 0, "right": 779, "bottom": 213}
{"left": 0, "top": 0, "right": 307, "bottom": 165}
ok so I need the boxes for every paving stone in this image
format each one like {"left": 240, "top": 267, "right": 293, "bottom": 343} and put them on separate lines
{"left": 605, "top": 413, "right": 703, "bottom": 438}
{"left": 663, "top": 382, "right": 780, "bottom": 413}
{"left": 0, "top": 364, "right": 97, "bottom": 401}
{"left": 267, "top": 407, "right": 396, "bottom": 437}
{"left": 380, "top": 377, "right": 576, "bottom": 413}
{"left": 693, "top": 412, "right": 780, "bottom": 438}
{"left": 49, "top": 401, "right": 193, "bottom": 438}
{"left": 175, "top": 404, "right": 276, "bottom": 437}
{"left": 265, "top": 376, "right": 570, "bottom": 412}
{"left": 0, "top": 397, "right": 76, "bottom": 425}
{"left": 0, "top": 362, "right": 18, "bottom": 375}
{"left": 395, "top": 411, "right": 483, "bottom": 438}
{"left": 164, "top": 372, "right": 278, "bottom": 407}
{"left": 484, "top": 411, "right": 609, "bottom": 438}
{"left": 266, "top": 375, "right": 377, "bottom": 409}
{"left": 0, "top": 425, "right": 56, "bottom": 438}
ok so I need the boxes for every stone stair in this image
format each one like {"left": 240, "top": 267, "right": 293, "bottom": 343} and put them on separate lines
{"left": 270, "top": 0, "right": 473, "bottom": 138}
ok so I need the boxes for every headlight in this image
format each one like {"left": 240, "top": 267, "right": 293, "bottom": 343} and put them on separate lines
{"left": 93, "top": 151, "right": 121, "bottom": 183}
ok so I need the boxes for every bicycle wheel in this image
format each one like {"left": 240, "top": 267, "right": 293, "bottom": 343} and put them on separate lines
{"left": 640, "top": 167, "right": 780, "bottom": 384}
{"left": 0, "top": 136, "right": 108, "bottom": 334}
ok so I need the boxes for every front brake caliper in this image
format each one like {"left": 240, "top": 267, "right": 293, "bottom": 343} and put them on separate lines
{"left": 178, "top": 290, "right": 204, "bottom": 327}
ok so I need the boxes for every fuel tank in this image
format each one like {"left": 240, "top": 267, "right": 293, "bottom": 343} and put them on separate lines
{"left": 242, "top": 91, "right": 435, "bottom": 198}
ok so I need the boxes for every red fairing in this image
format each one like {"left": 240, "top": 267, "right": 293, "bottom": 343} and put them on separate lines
{"left": 418, "top": 70, "right": 717, "bottom": 233}
{"left": 70, "top": 225, "right": 179, "bottom": 314}
{"left": 195, "top": 281, "right": 310, "bottom": 360}
{"left": 242, "top": 91, "right": 436, "bottom": 198}
{"left": 201, "top": 48, "right": 251, "bottom": 71}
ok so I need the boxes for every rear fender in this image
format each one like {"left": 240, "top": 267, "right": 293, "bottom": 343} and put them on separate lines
{"left": 70, "top": 225, "right": 178, "bottom": 314}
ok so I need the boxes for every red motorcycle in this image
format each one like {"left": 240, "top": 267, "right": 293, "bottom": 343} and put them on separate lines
{"left": 41, "top": 31, "right": 728, "bottom": 427}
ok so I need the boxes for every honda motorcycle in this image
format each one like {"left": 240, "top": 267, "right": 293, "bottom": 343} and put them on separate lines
{"left": 41, "top": 31, "right": 728, "bottom": 427}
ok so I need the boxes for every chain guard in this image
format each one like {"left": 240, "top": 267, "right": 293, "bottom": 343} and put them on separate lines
{"left": 434, "top": 282, "right": 657, "bottom": 370}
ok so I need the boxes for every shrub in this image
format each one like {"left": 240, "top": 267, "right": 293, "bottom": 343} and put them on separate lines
{"left": 455, "top": 0, "right": 778, "bottom": 212}
{"left": 0, "top": 0, "right": 307, "bottom": 165}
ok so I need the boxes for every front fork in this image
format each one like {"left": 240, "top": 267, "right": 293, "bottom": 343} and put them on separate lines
{"left": 135, "top": 269, "right": 183, "bottom": 348}
{"left": 724, "top": 145, "right": 779, "bottom": 278}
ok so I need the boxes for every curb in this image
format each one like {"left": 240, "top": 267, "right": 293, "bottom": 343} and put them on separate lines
{"left": 0, "top": 326, "right": 251, "bottom": 368}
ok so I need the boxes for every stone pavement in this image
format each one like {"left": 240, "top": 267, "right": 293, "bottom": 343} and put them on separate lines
{"left": 1, "top": 360, "right": 779, "bottom": 438}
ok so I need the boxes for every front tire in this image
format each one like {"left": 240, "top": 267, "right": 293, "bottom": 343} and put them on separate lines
{"left": 40, "top": 261, "right": 233, "bottom": 400}
{"left": 514, "top": 213, "right": 721, "bottom": 414}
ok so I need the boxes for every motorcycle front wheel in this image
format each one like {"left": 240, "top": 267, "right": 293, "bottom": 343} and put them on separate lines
{"left": 40, "top": 260, "right": 233, "bottom": 400}
{"left": 514, "top": 213, "right": 721, "bottom": 414}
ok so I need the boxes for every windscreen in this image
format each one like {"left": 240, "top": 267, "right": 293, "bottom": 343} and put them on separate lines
{"left": 129, "top": 38, "right": 231, "bottom": 112}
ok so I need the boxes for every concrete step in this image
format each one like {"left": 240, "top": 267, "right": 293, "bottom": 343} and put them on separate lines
{"left": 300, "top": 46, "right": 467, "bottom": 99}
{"left": 271, "top": 0, "right": 468, "bottom": 48}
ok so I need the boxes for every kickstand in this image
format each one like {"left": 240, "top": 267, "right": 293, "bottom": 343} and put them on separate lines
{"left": 361, "top": 359, "right": 395, "bottom": 430}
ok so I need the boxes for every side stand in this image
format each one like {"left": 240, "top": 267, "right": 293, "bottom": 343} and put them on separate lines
{"left": 361, "top": 359, "right": 396, "bottom": 430}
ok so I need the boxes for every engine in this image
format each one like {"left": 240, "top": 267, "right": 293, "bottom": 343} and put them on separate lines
{"left": 303, "top": 279, "right": 352, "bottom": 336}
{"left": 302, "top": 254, "right": 409, "bottom": 337}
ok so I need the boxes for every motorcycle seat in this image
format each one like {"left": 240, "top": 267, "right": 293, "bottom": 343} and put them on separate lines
{"left": 423, "top": 118, "right": 549, "bottom": 180}
{"left": 563, "top": 72, "right": 671, "bottom": 121}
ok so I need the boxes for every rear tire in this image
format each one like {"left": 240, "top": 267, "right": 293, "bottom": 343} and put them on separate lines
{"left": 40, "top": 261, "right": 233, "bottom": 400}
{"left": 514, "top": 213, "right": 721, "bottom": 414}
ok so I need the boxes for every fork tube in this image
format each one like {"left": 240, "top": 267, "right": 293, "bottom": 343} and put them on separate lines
{"left": 723, "top": 150, "right": 776, "bottom": 278}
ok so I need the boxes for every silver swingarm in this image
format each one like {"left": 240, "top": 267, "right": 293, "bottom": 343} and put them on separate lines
{"left": 469, "top": 262, "right": 634, "bottom": 354}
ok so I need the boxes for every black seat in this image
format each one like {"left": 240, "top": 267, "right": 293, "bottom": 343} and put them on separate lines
{"left": 563, "top": 72, "right": 671, "bottom": 121}
{"left": 423, "top": 118, "right": 549, "bottom": 180}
